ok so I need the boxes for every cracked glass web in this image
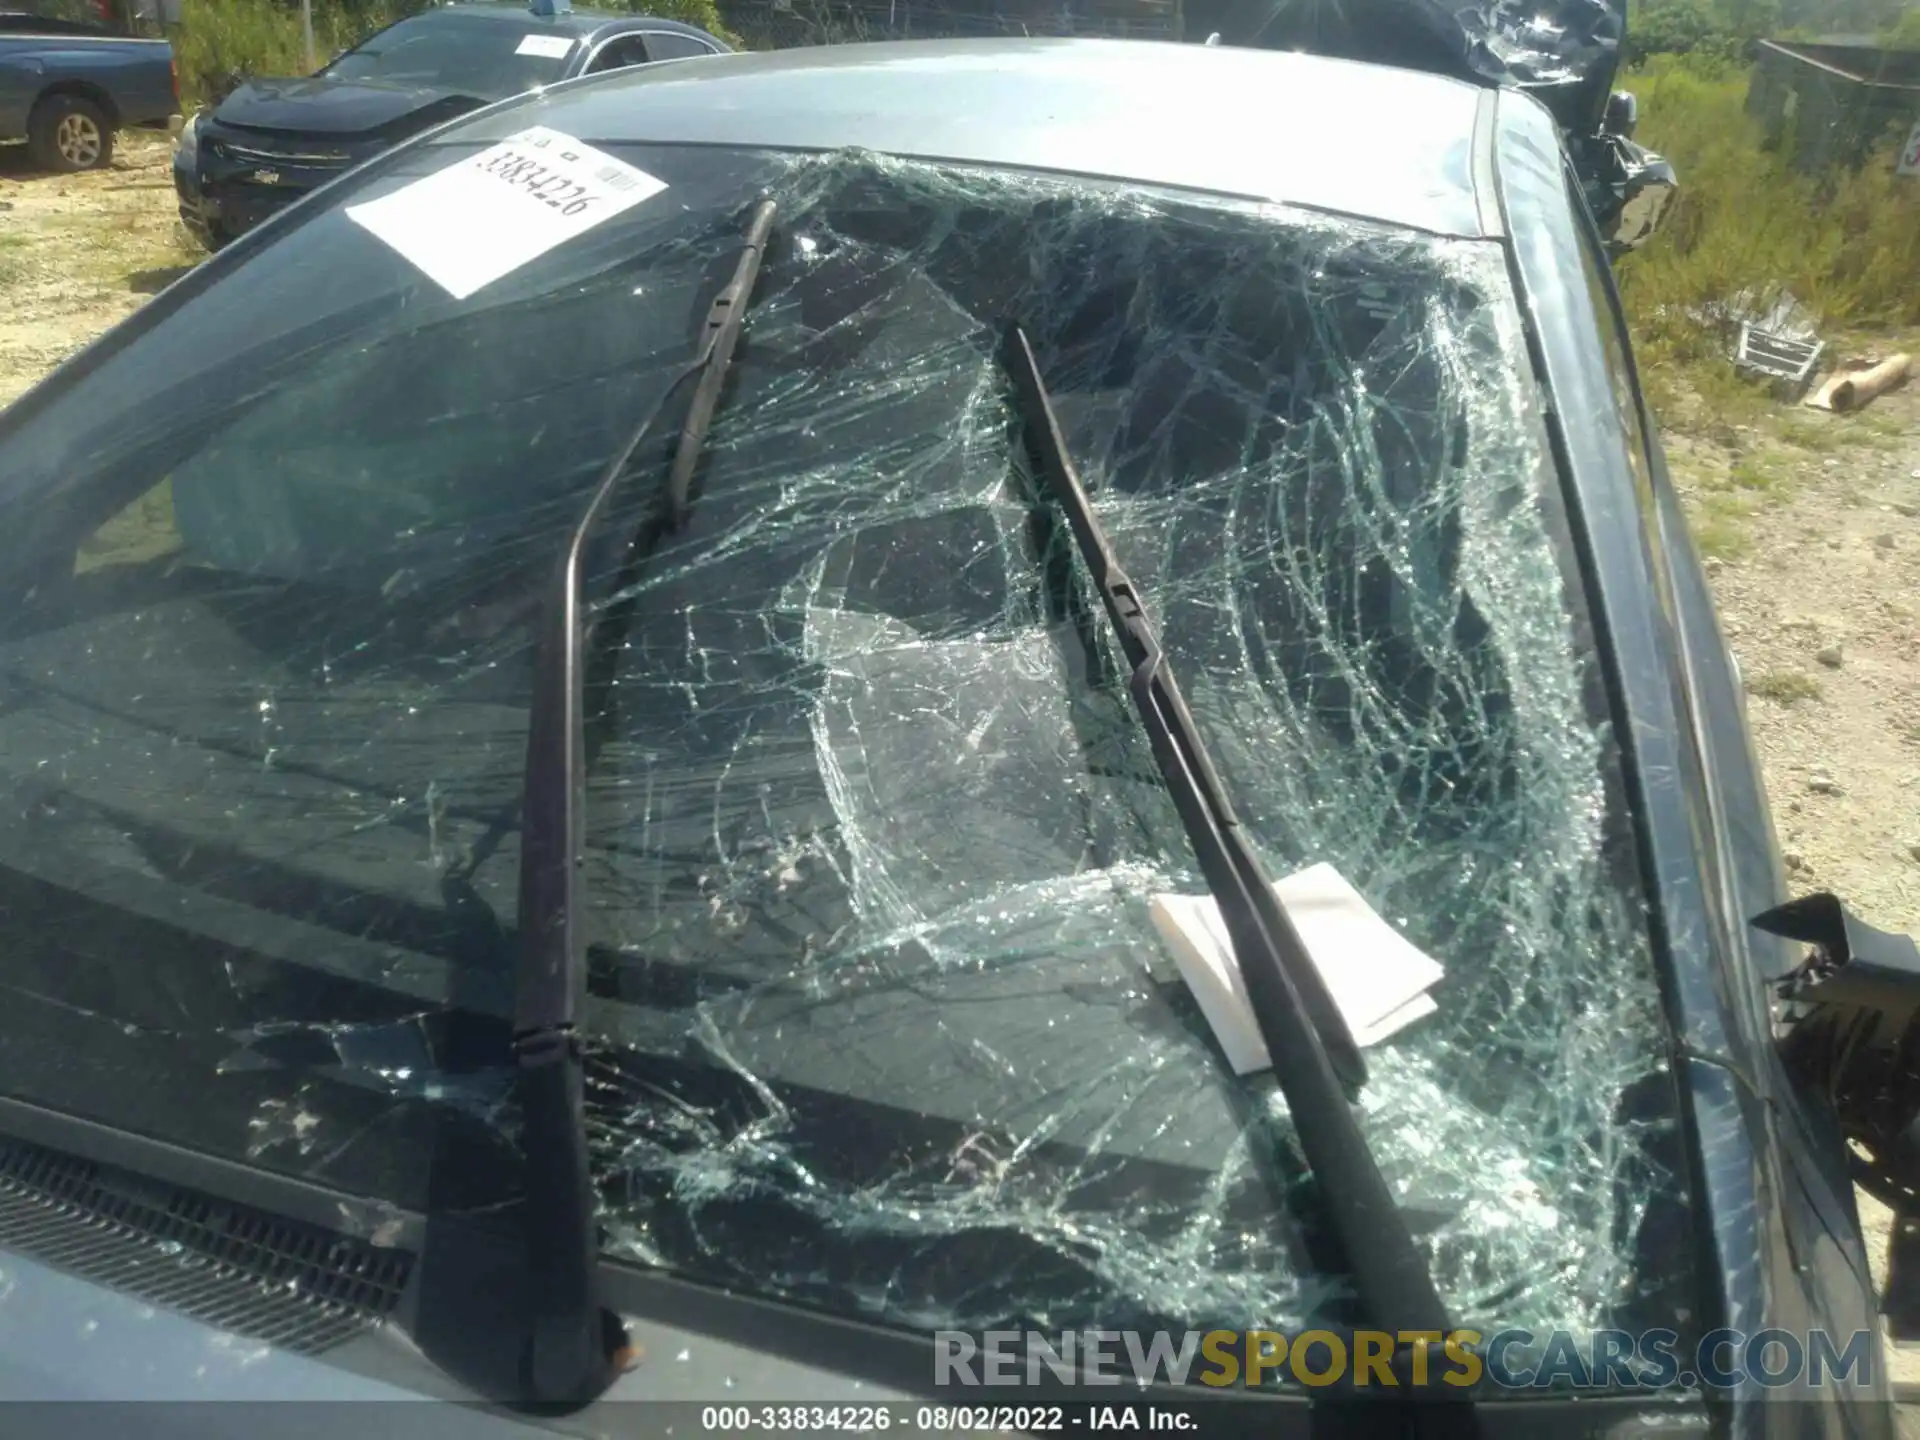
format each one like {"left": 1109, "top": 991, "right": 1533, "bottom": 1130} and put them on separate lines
{"left": 0, "top": 147, "right": 1687, "bottom": 1364}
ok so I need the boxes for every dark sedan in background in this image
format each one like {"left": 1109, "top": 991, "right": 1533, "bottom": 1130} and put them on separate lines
{"left": 171, "top": 0, "right": 725, "bottom": 248}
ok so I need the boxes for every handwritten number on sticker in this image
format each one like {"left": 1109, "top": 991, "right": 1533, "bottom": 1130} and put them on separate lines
{"left": 475, "top": 146, "right": 600, "bottom": 217}
{"left": 344, "top": 125, "right": 667, "bottom": 299}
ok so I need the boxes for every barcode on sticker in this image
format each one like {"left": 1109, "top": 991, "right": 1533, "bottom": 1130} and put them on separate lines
{"left": 595, "top": 164, "right": 643, "bottom": 192}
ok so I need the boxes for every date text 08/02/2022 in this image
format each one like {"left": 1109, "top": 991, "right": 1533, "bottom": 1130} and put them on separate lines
{"left": 700, "top": 1405, "right": 1197, "bottom": 1433}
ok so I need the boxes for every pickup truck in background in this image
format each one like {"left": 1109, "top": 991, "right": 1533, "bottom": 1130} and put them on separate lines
{"left": 0, "top": 11, "right": 176, "bottom": 171}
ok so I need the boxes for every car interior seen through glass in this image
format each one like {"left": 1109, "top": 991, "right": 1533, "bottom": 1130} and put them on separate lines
{"left": 322, "top": 13, "right": 574, "bottom": 97}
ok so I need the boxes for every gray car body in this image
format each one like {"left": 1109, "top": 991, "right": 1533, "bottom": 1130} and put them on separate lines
{"left": 0, "top": 37, "right": 1889, "bottom": 1440}
{"left": 0, "top": 27, "right": 172, "bottom": 142}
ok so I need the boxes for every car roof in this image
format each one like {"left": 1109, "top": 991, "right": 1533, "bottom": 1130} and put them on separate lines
{"left": 444, "top": 37, "right": 1494, "bottom": 237}
{"left": 426, "top": 1, "right": 718, "bottom": 38}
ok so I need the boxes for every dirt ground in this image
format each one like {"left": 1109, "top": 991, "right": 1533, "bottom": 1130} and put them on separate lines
{"left": 0, "top": 131, "right": 197, "bottom": 406}
{"left": 1665, "top": 365, "right": 1920, "bottom": 1401}
{"left": 5, "top": 125, "right": 1920, "bottom": 1403}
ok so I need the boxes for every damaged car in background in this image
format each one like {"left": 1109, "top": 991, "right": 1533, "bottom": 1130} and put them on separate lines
{"left": 0, "top": 13, "right": 1915, "bottom": 1440}
{"left": 171, "top": 0, "right": 727, "bottom": 250}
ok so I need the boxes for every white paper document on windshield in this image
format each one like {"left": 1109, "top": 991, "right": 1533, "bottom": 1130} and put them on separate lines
{"left": 1150, "top": 862, "right": 1444, "bottom": 1075}
{"left": 345, "top": 126, "right": 667, "bottom": 300}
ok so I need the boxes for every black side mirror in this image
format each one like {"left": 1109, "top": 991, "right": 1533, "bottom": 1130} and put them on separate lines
{"left": 1762, "top": 893, "right": 1920, "bottom": 1207}
{"left": 1604, "top": 89, "right": 1638, "bottom": 139}
{"left": 1608, "top": 148, "right": 1678, "bottom": 254}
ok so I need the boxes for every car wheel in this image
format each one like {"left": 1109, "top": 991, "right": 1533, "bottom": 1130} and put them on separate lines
{"left": 27, "top": 95, "right": 115, "bottom": 173}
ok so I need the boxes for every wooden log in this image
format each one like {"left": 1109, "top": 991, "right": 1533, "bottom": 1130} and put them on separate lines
{"left": 1805, "top": 354, "right": 1912, "bottom": 412}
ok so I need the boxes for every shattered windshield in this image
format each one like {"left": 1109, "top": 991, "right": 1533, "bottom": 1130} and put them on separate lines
{"left": 0, "top": 141, "right": 1690, "bottom": 1362}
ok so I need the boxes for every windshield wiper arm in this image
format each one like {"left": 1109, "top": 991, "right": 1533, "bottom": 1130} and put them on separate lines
{"left": 998, "top": 322, "right": 1458, "bottom": 1346}
{"left": 510, "top": 198, "right": 776, "bottom": 1406}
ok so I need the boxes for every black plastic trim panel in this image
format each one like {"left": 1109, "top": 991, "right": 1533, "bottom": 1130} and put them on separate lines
{"left": 0, "top": 1126, "right": 412, "bottom": 1355}
{"left": 0, "top": 1094, "right": 427, "bottom": 1250}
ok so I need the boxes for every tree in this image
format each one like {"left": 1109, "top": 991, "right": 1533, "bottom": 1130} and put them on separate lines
{"left": 1881, "top": 6, "right": 1920, "bottom": 48}
{"left": 1627, "top": 0, "right": 1747, "bottom": 62}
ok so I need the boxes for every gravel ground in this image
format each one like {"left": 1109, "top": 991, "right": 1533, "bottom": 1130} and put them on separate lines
{"left": 1671, "top": 375, "right": 1920, "bottom": 1402}
{"left": 0, "top": 131, "right": 196, "bottom": 406}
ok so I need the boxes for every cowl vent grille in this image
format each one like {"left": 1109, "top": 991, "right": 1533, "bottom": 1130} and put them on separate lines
{"left": 0, "top": 1138, "right": 412, "bottom": 1354}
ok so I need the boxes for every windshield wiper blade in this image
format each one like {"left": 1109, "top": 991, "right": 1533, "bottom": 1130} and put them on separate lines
{"left": 510, "top": 198, "right": 776, "bottom": 1406}
{"left": 664, "top": 200, "right": 779, "bottom": 527}
{"left": 998, "top": 322, "right": 1458, "bottom": 1346}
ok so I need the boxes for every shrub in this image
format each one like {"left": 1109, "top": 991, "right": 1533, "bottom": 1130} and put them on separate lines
{"left": 604, "top": 0, "right": 731, "bottom": 38}
{"left": 1746, "top": 670, "right": 1823, "bottom": 704}
{"left": 1881, "top": 8, "right": 1920, "bottom": 48}
{"left": 1626, "top": 0, "right": 1751, "bottom": 65}
{"left": 1616, "top": 52, "right": 1920, "bottom": 414}
{"left": 173, "top": 0, "right": 413, "bottom": 106}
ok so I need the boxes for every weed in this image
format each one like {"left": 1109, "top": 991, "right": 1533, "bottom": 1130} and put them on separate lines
{"left": 1689, "top": 489, "right": 1757, "bottom": 557}
{"left": 1776, "top": 416, "right": 1840, "bottom": 452}
{"left": 1746, "top": 670, "right": 1824, "bottom": 704}
{"left": 174, "top": 0, "right": 407, "bottom": 107}
{"left": 1728, "top": 458, "right": 1781, "bottom": 491}
{"left": 1618, "top": 55, "right": 1920, "bottom": 452}
{"left": 1849, "top": 408, "right": 1910, "bottom": 448}
{"left": 0, "top": 231, "right": 27, "bottom": 287}
{"left": 1621, "top": 58, "right": 1920, "bottom": 331}
{"left": 1693, "top": 514, "right": 1751, "bottom": 558}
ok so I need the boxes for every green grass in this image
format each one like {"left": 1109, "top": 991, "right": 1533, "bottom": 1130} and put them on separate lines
{"left": 1853, "top": 407, "right": 1910, "bottom": 447}
{"left": 1728, "top": 458, "right": 1782, "bottom": 491}
{"left": 1746, "top": 669, "right": 1824, "bottom": 705}
{"left": 1619, "top": 55, "right": 1920, "bottom": 560}
{"left": 1693, "top": 516, "right": 1751, "bottom": 560}
{"left": 0, "top": 232, "right": 29, "bottom": 288}
{"left": 1622, "top": 56, "right": 1920, "bottom": 327}
{"left": 174, "top": 0, "right": 406, "bottom": 107}
{"left": 1692, "top": 489, "right": 1758, "bottom": 557}
{"left": 1775, "top": 415, "right": 1840, "bottom": 452}
{"left": 1619, "top": 55, "right": 1920, "bottom": 430}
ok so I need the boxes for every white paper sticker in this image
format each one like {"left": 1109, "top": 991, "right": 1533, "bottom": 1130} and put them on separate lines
{"left": 1150, "top": 862, "right": 1446, "bottom": 1076}
{"left": 515, "top": 32, "right": 574, "bottom": 57}
{"left": 344, "top": 126, "right": 667, "bottom": 299}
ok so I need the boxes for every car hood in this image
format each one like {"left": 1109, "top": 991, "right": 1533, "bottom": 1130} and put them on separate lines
{"left": 1192, "top": 0, "right": 1625, "bottom": 134}
{"left": 212, "top": 76, "right": 483, "bottom": 138}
